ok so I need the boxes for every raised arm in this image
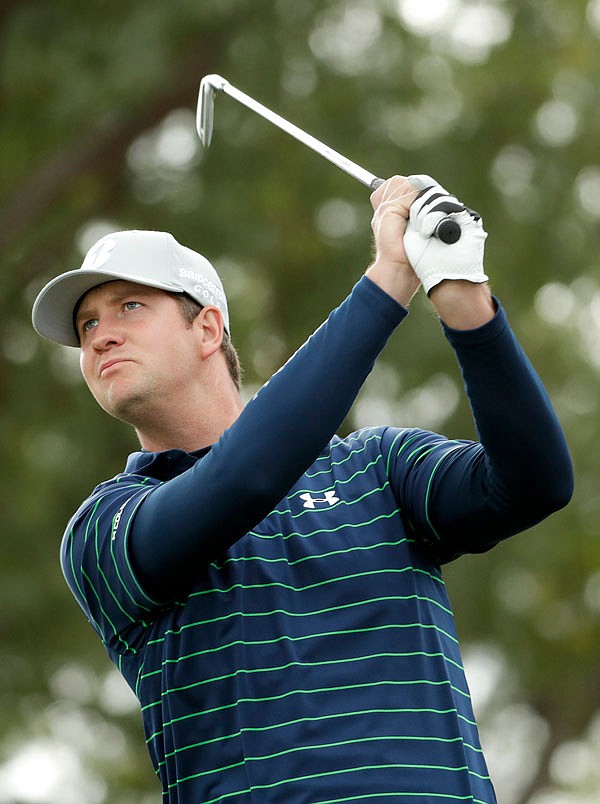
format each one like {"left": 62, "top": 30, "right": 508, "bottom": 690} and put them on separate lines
{"left": 375, "top": 176, "right": 573, "bottom": 560}
{"left": 129, "top": 264, "right": 408, "bottom": 602}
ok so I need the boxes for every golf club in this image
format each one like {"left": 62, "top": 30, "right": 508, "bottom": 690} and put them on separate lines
{"left": 196, "top": 74, "right": 461, "bottom": 244}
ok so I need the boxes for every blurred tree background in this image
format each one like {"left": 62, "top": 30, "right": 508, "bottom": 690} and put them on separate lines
{"left": 1, "top": 0, "right": 600, "bottom": 801}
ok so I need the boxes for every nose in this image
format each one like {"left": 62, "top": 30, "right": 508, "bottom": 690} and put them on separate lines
{"left": 89, "top": 318, "right": 126, "bottom": 352}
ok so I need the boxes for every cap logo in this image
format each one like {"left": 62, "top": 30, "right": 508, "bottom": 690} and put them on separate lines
{"left": 179, "top": 267, "right": 226, "bottom": 308}
{"left": 82, "top": 238, "right": 117, "bottom": 270}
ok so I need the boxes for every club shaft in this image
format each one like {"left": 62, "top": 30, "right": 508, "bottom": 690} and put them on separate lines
{"left": 213, "top": 77, "right": 381, "bottom": 189}
{"left": 200, "top": 75, "right": 460, "bottom": 244}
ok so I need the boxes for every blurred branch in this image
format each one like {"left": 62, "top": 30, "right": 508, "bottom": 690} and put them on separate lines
{"left": 0, "top": 50, "right": 209, "bottom": 251}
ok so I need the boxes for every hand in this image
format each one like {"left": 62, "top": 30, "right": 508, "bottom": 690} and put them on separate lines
{"left": 366, "top": 176, "right": 422, "bottom": 308}
{"left": 403, "top": 175, "right": 489, "bottom": 295}
{"left": 370, "top": 175, "right": 420, "bottom": 270}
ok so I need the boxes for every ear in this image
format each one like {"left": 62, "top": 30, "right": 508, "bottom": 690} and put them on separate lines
{"left": 192, "top": 306, "right": 225, "bottom": 359}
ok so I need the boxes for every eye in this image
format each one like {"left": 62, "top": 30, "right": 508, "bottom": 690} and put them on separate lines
{"left": 82, "top": 318, "right": 98, "bottom": 333}
{"left": 124, "top": 300, "right": 142, "bottom": 312}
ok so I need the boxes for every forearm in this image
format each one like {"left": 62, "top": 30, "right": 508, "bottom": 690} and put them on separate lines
{"left": 427, "top": 302, "right": 573, "bottom": 555}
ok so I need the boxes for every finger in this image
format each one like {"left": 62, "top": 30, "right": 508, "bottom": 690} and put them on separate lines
{"left": 370, "top": 175, "right": 414, "bottom": 210}
{"left": 410, "top": 186, "right": 468, "bottom": 237}
{"left": 370, "top": 200, "right": 412, "bottom": 246}
{"left": 408, "top": 174, "right": 449, "bottom": 194}
{"left": 371, "top": 176, "right": 417, "bottom": 225}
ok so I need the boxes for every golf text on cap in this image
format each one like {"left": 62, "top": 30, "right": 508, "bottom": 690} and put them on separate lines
{"left": 179, "top": 268, "right": 226, "bottom": 309}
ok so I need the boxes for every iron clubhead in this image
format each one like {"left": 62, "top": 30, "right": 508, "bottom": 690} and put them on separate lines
{"left": 196, "top": 75, "right": 219, "bottom": 148}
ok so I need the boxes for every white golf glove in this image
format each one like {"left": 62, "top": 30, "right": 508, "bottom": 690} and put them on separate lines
{"left": 404, "top": 174, "right": 489, "bottom": 295}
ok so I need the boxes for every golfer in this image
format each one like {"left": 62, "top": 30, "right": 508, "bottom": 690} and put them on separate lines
{"left": 32, "top": 175, "right": 572, "bottom": 802}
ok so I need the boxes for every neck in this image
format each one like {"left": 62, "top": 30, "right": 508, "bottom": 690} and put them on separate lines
{"left": 134, "top": 381, "right": 244, "bottom": 454}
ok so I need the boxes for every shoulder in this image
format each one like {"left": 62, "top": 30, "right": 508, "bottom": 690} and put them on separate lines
{"left": 61, "top": 466, "right": 160, "bottom": 558}
{"left": 328, "top": 426, "right": 432, "bottom": 459}
{"left": 313, "top": 426, "right": 435, "bottom": 464}
{"left": 320, "top": 427, "right": 387, "bottom": 461}
{"left": 60, "top": 469, "right": 164, "bottom": 648}
{"left": 307, "top": 427, "right": 418, "bottom": 478}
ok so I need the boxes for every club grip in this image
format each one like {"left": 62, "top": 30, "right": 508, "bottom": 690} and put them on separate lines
{"left": 434, "top": 218, "right": 461, "bottom": 244}
{"left": 370, "top": 177, "right": 385, "bottom": 190}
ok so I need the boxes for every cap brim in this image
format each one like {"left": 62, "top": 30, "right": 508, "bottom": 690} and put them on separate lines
{"left": 31, "top": 268, "right": 183, "bottom": 347}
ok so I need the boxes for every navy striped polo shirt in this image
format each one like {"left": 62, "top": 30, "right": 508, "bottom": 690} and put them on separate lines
{"left": 62, "top": 426, "right": 496, "bottom": 802}
{"left": 59, "top": 277, "right": 572, "bottom": 802}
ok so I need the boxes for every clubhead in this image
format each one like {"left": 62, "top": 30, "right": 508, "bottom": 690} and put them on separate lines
{"left": 196, "top": 76, "right": 216, "bottom": 148}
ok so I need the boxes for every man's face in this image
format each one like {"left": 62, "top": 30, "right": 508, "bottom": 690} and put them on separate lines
{"left": 77, "top": 280, "right": 200, "bottom": 424}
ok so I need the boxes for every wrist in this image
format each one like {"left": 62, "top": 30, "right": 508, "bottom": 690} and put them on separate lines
{"left": 429, "top": 280, "right": 495, "bottom": 330}
{"left": 365, "top": 259, "right": 421, "bottom": 308}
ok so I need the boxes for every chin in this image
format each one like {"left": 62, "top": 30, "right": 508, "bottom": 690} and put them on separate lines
{"left": 100, "top": 392, "right": 152, "bottom": 426}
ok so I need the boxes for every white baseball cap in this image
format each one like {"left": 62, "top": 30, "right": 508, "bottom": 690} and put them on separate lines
{"left": 32, "top": 230, "right": 229, "bottom": 347}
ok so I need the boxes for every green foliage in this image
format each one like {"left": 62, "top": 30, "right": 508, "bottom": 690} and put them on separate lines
{"left": 2, "top": 0, "right": 600, "bottom": 800}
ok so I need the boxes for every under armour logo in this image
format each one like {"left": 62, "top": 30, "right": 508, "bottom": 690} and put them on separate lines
{"left": 300, "top": 491, "right": 339, "bottom": 509}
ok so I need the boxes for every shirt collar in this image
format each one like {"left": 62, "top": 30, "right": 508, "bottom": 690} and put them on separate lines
{"left": 125, "top": 446, "right": 211, "bottom": 481}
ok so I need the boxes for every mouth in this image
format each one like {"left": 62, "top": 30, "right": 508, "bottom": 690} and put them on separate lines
{"left": 99, "top": 358, "right": 132, "bottom": 377}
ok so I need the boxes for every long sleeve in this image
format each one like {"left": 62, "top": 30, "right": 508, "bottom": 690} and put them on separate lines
{"left": 387, "top": 300, "right": 573, "bottom": 563}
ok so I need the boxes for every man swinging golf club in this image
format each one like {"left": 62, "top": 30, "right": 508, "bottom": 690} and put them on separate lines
{"left": 32, "top": 170, "right": 572, "bottom": 803}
